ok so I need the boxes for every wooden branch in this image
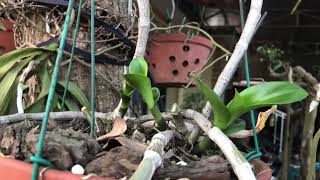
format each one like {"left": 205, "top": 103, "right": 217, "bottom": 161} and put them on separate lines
{"left": 154, "top": 156, "right": 230, "bottom": 179}
{"left": 130, "top": 130, "right": 174, "bottom": 180}
{"left": 268, "top": 63, "right": 289, "bottom": 80}
{"left": 182, "top": 109, "right": 255, "bottom": 180}
{"left": 17, "top": 60, "right": 40, "bottom": 113}
{"left": 293, "top": 66, "right": 318, "bottom": 93}
{"left": 302, "top": 85, "right": 320, "bottom": 179}
{"left": 309, "top": 84, "right": 320, "bottom": 112}
{"left": 134, "top": 0, "right": 150, "bottom": 58}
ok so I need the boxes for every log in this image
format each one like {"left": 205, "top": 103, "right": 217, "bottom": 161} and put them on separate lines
{"left": 153, "top": 156, "right": 230, "bottom": 180}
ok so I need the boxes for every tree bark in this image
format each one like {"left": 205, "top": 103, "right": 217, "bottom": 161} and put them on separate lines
{"left": 68, "top": 0, "right": 128, "bottom": 112}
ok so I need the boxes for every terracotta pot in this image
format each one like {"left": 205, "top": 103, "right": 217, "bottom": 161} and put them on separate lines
{"left": 146, "top": 33, "right": 212, "bottom": 86}
{"left": 0, "top": 19, "right": 16, "bottom": 55}
{"left": 0, "top": 156, "right": 272, "bottom": 179}
{"left": 0, "top": 157, "right": 114, "bottom": 180}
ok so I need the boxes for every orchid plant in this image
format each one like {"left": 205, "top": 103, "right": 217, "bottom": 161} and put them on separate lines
{"left": 191, "top": 74, "right": 308, "bottom": 135}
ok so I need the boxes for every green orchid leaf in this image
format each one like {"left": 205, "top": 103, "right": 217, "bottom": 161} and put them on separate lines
{"left": 39, "top": 44, "right": 58, "bottom": 51}
{"left": 58, "top": 80, "right": 90, "bottom": 111}
{"left": 57, "top": 94, "right": 80, "bottom": 111}
{"left": 0, "top": 79, "right": 18, "bottom": 115}
{"left": 0, "top": 45, "right": 55, "bottom": 79}
{"left": 192, "top": 75, "right": 231, "bottom": 129}
{"left": 38, "top": 63, "right": 51, "bottom": 98}
{"left": 0, "top": 56, "right": 36, "bottom": 115}
{"left": 122, "top": 83, "right": 135, "bottom": 97}
{"left": 64, "top": 97, "right": 80, "bottom": 111}
{"left": 52, "top": 95, "right": 60, "bottom": 111}
{"left": 0, "top": 49, "right": 42, "bottom": 78}
{"left": 223, "top": 119, "right": 246, "bottom": 135}
{"left": 25, "top": 63, "right": 51, "bottom": 112}
{"left": 124, "top": 74, "right": 154, "bottom": 109}
{"left": 227, "top": 81, "right": 308, "bottom": 125}
{"left": 25, "top": 98, "right": 45, "bottom": 113}
{"left": 128, "top": 57, "right": 148, "bottom": 76}
{"left": 0, "top": 22, "right": 6, "bottom": 31}
{"left": 152, "top": 87, "right": 160, "bottom": 102}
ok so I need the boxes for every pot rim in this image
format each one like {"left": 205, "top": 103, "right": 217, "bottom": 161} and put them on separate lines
{"left": 0, "top": 157, "right": 114, "bottom": 180}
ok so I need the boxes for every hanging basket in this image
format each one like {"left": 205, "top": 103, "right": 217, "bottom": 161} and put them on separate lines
{"left": 0, "top": 19, "right": 16, "bottom": 55}
{"left": 146, "top": 33, "right": 212, "bottom": 86}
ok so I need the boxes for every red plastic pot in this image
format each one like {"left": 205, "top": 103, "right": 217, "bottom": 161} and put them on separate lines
{"left": 146, "top": 33, "right": 212, "bottom": 86}
{"left": 0, "top": 157, "right": 114, "bottom": 180}
{"left": 0, "top": 19, "right": 16, "bottom": 55}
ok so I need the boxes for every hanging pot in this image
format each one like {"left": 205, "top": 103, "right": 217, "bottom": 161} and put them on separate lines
{"left": 146, "top": 33, "right": 212, "bottom": 86}
{"left": 0, "top": 19, "right": 16, "bottom": 55}
{"left": 0, "top": 157, "right": 114, "bottom": 180}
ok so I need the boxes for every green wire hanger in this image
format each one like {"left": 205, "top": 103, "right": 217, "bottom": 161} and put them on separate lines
{"left": 30, "top": 0, "right": 96, "bottom": 178}
{"left": 239, "top": 0, "right": 262, "bottom": 161}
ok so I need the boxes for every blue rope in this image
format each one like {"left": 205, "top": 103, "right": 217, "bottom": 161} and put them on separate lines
{"left": 239, "top": 0, "right": 262, "bottom": 161}
{"left": 90, "top": 0, "right": 96, "bottom": 137}
{"left": 31, "top": 0, "right": 75, "bottom": 179}
{"left": 61, "top": 0, "right": 84, "bottom": 110}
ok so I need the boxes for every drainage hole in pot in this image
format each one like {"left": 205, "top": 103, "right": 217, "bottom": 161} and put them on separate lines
{"left": 169, "top": 56, "right": 176, "bottom": 62}
{"left": 194, "top": 58, "right": 200, "bottom": 64}
{"left": 0, "top": 46, "right": 5, "bottom": 54}
{"left": 152, "top": 63, "right": 156, "bottom": 69}
{"left": 172, "top": 69, "right": 179, "bottom": 76}
{"left": 182, "top": 60, "right": 189, "bottom": 67}
{"left": 183, "top": 45, "right": 190, "bottom": 52}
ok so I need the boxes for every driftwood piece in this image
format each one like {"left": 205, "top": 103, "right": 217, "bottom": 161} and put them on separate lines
{"left": 25, "top": 128, "right": 101, "bottom": 170}
{"left": 268, "top": 63, "right": 319, "bottom": 179}
{"left": 0, "top": 120, "right": 101, "bottom": 170}
{"left": 85, "top": 146, "right": 143, "bottom": 179}
{"left": 0, "top": 120, "right": 39, "bottom": 159}
{"left": 153, "top": 155, "right": 230, "bottom": 180}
